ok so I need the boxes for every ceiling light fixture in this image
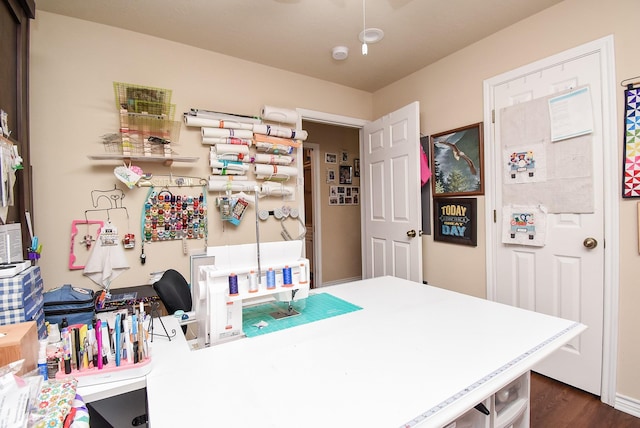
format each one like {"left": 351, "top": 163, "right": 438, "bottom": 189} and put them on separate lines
{"left": 359, "top": 28, "right": 385, "bottom": 44}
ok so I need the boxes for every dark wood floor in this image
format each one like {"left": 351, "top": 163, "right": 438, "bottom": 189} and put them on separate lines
{"left": 530, "top": 372, "right": 640, "bottom": 428}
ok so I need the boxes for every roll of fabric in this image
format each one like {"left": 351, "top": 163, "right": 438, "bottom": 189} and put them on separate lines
{"left": 212, "top": 143, "right": 250, "bottom": 155}
{"left": 208, "top": 179, "right": 259, "bottom": 192}
{"left": 210, "top": 160, "right": 250, "bottom": 171}
{"left": 253, "top": 133, "right": 302, "bottom": 148}
{"left": 185, "top": 114, "right": 254, "bottom": 130}
{"left": 254, "top": 164, "right": 298, "bottom": 179}
{"left": 254, "top": 153, "right": 294, "bottom": 165}
{"left": 261, "top": 105, "right": 300, "bottom": 125}
{"left": 202, "top": 136, "right": 253, "bottom": 146}
{"left": 188, "top": 108, "right": 262, "bottom": 124}
{"left": 255, "top": 142, "right": 294, "bottom": 155}
{"left": 260, "top": 182, "right": 295, "bottom": 197}
{"left": 252, "top": 124, "right": 308, "bottom": 141}
{"left": 211, "top": 168, "right": 246, "bottom": 176}
{"left": 210, "top": 175, "right": 250, "bottom": 181}
{"left": 202, "top": 127, "right": 254, "bottom": 139}
{"left": 212, "top": 151, "right": 253, "bottom": 162}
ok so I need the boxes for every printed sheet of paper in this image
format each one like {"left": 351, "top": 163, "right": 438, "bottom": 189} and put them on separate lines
{"left": 548, "top": 86, "right": 594, "bottom": 142}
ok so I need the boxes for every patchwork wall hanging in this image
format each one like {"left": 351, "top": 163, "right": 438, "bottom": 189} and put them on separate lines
{"left": 623, "top": 85, "right": 640, "bottom": 198}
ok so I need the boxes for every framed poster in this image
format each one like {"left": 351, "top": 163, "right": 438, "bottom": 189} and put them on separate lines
{"left": 430, "top": 122, "right": 484, "bottom": 197}
{"left": 339, "top": 165, "right": 353, "bottom": 184}
{"left": 433, "top": 197, "right": 477, "bottom": 246}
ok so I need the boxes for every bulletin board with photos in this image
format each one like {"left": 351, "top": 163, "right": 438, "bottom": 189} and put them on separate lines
{"left": 329, "top": 186, "right": 359, "bottom": 205}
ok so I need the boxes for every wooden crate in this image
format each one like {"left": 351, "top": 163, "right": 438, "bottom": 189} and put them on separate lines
{"left": 0, "top": 321, "right": 38, "bottom": 375}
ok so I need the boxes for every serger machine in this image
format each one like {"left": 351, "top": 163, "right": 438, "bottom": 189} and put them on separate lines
{"left": 192, "top": 241, "right": 310, "bottom": 347}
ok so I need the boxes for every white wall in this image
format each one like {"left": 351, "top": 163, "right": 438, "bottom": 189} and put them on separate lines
{"left": 29, "top": 12, "right": 372, "bottom": 291}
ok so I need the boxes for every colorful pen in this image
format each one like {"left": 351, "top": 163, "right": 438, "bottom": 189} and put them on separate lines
{"left": 96, "top": 319, "right": 103, "bottom": 369}
{"left": 115, "top": 314, "right": 121, "bottom": 367}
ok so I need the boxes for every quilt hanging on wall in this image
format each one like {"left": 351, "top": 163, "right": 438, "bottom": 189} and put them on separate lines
{"left": 623, "top": 86, "right": 640, "bottom": 198}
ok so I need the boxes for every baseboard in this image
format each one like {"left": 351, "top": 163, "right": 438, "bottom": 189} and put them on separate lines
{"left": 615, "top": 393, "right": 640, "bottom": 418}
{"left": 315, "top": 276, "right": 362, "bottom": 288}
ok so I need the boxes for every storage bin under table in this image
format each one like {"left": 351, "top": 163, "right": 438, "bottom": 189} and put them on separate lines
{"left": 0, "top": 266, "right": 46, "bottom": 339}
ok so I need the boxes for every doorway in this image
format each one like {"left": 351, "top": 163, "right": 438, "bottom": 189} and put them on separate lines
{"left": 299, "top": 113, "right": 367, "bottom": 287}
{"left": 303, "top": 144, "right": 317, "bottom": 288}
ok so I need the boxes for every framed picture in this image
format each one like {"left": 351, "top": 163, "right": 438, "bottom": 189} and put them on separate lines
{"left": 341, "top": 150, "right": 349, "bottom": 163}
{"left": 339, "top": 165, "right": 353, "bottom": 184}
{"left": 430, "top": 122, "right": 484, "bottom": 197}
{"left": 433, "top": 197, "right": 477, "bottom": 246}
{"left": 325, "top": 152, "right": 337, "bottom": 164}
{"left": 326, "top": 169, "right": 336, "bottom": 183}
{"left": 354, "top": 158, "right": 360, "bottom": 177}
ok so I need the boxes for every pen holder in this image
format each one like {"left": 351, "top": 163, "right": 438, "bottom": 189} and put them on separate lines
{"left": 54, "top": 355, "right": 152, "bottom": 382}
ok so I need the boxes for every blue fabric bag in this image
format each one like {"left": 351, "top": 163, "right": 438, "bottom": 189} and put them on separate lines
{"left": 43, "top": 284, "right": 95, "bottom": 328}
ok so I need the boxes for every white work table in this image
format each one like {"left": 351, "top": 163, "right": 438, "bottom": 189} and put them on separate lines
{"left": 133, "top": 276, "right": 584, "bottom": 427}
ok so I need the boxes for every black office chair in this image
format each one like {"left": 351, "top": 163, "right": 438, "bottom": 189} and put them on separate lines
{"left": 152, "top": 269, "right": 192, "bottom": 333}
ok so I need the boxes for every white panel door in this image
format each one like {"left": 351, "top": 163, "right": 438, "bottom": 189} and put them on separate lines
{"left": 362, "top": 102, "right": 422, "bottom": 283}
{"left": 487, "top": 48, "right": 609, "bottom": 395}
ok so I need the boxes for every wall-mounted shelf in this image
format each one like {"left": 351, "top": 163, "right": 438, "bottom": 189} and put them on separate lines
{"left": 88, "top": 154, "right": 199, "bottom": 166}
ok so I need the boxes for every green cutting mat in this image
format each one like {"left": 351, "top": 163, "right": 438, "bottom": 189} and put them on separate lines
{"left": 242, "top": 292, "right": 362, "bottom": 338}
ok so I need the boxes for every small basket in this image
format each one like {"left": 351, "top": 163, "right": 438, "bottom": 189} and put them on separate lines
{"left": 113, "top": 82, "right": 174, "bottom": 119}
{"left": 111, "top": 82, "right": 179, "bottom": 156}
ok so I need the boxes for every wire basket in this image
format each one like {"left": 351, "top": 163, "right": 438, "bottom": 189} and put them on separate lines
{"left": 112, "top": 82, "right": 180, "bottom": 156}
{"left": 119, "top": 112, "right": 181, "bottom": 156}
{"left": 113, "top": 82, "right": 174, "bottom": 119}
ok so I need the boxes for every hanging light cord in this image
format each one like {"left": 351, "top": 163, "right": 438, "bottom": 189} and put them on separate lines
{"left": 362, "top": 0, "right": 368, "bottom": 55}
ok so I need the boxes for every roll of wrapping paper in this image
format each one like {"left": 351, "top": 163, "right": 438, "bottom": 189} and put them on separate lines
{"left": 254, "top": 153, "right": 294, "bottom": 165}
{"left": 202, "top": 127, "right": 254, "bottom": 139}
{"left": 254, "top": 142, "right": 294, "bottom": 154}
{"left": 184, "top": 115, "right": 254, "bottom": 130}
{"left": 253, "top": 133, "right": 303, "bottom": 148}
{"left": 261, "top": 182, "right": 294, "bottom": 197}
{"left": 261, "top": 105, "right": 300, "bottom": 125}
{"left": 254, "top": 164, "right": 298, "bottom": 180}
{"left": 208, "top": 179, "right": 259, "bottom": 192}
{"left": 202, "top": 136, "right": 253, "bottom": 146}
{"left": 212, "top": 143, "right": 250, "bottom": 155}
{"left": 210, "top": 159, "right": 250, "bottom": 171}
{"left": 252, "top": 124, "right": 308, "bottom": 141}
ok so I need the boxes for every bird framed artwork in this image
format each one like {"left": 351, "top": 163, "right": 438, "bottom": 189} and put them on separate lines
{"left": 430, "top": 122, "right": 484, "bottom": 197}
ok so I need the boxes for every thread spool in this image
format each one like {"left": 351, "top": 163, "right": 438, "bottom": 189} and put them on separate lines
{"left": 228, "top": 273, "right": 239, "bottom": 295}
{"left": 283, "top": 265, "right": 292, "bottom": 286}
{"left": 299, "top": 263, "right": 308, "bottom": 284}
{"left": 266, "top": 268, "right": 276, "bottom": 289}
{"left": 249, "top": 270, "right": 258, "bottom": 293}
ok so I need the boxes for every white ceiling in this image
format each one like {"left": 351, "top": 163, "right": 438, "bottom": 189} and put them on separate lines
{"left": 35, "top": 0, "right": 564, "bottom": 92}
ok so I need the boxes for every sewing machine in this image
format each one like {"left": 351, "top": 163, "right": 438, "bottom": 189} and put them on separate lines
{"left": 192, "top": 241, "right": 310, "bottom": 347}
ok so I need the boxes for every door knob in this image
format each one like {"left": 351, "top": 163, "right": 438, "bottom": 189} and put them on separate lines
{"left": 583, "top": 237, "right": 598, "bottom": 249}
{"left": 407, "top": 230, "right": 416, "bottom": 238}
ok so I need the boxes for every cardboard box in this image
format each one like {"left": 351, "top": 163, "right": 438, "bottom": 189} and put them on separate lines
{"left": 0, "top": 321, "right": 38, "bottom": 375}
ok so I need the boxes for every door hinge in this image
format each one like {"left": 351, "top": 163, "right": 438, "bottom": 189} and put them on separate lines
{"left": 492, "top": 109, "right": 495, "bottom": 124}
{"left": 493, "top": 209, "right": 497, "bottom": 223}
